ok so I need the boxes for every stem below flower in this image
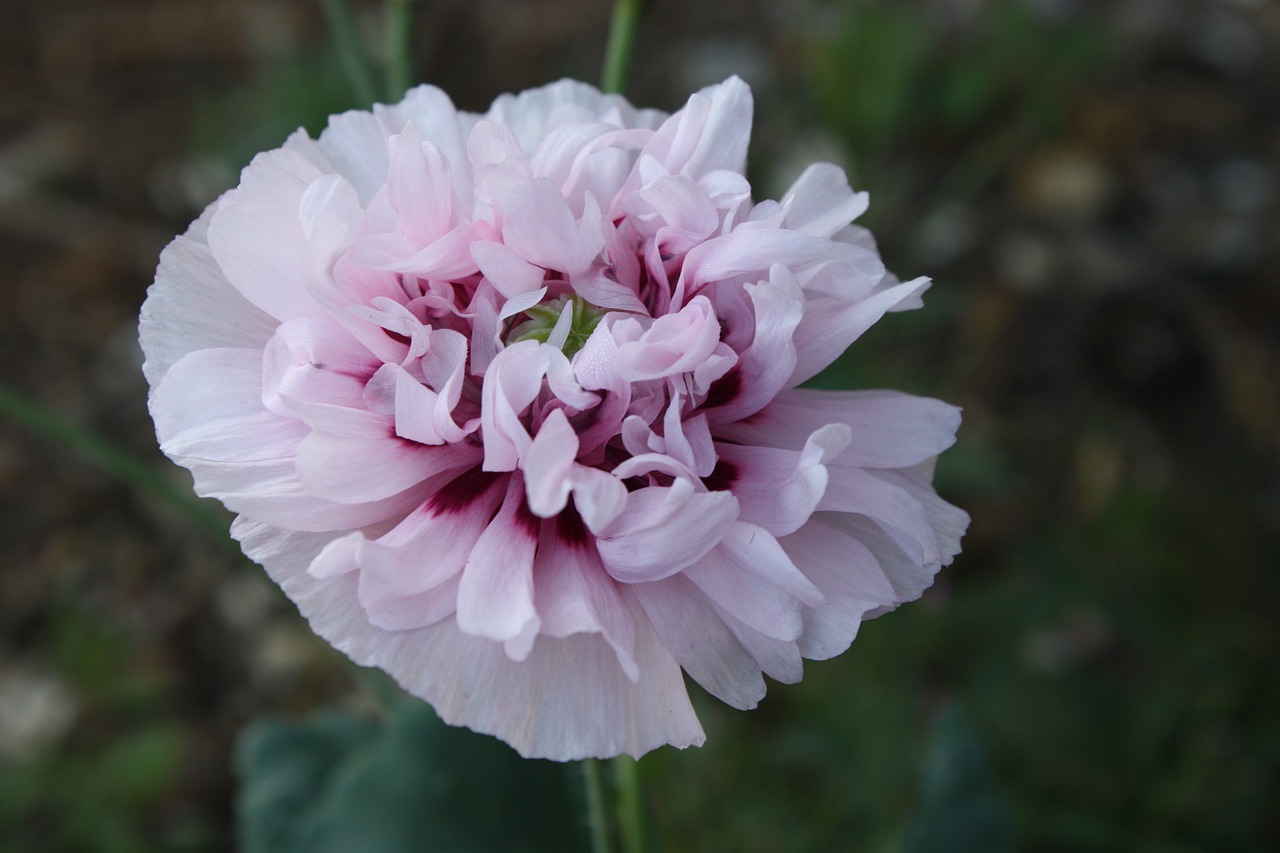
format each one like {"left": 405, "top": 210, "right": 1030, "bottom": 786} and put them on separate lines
{"left": 582, "top": 759, "right": 615, "bottom": 853}
{"left": 601, "top": 0, "right": 643, "bottom": 95}
{"left": 613, "top": 755, "right": 645, "bottom": 853}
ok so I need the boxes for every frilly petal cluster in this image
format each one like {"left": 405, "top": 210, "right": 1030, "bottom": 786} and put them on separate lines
{"left": 141, "top": 77, "right": 968, "bottom": 760}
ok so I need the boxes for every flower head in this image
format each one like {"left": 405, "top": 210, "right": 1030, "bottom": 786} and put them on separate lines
{"left": 141, "top": 78, "right": 967, "bottom": 760}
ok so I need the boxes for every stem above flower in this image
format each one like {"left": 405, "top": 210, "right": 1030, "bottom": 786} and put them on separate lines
{"left": 318, "top": 0, "right": 379, "bottom": 106}
{"left": 385, "top": 0, "right": 415, "bottom": 99}
{"left": 601, "top": 0, "right": 643, "bottom": 95}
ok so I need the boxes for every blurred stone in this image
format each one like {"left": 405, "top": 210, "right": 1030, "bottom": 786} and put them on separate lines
{"left": 1014, "top": 148, "right": 1114, "bottom": 223}
{"left": 250, "top": 621, "right": 329, "bottom": 690}
{"left": 0, "top": 666, "right": 79, "bottom": 761}
{"left": 1190, "top": 6, "right": 1264, "bottom": 74}
{"left": 1024, "top": 609, "right": 1112, "bottom": 674}
{"left": 917, "top": 202, "right": 976, "bottom": 267}
{"left": 994, "top": 229, "right": 1056, "bottom": 293}
{"left": 1207, "top": 158, "right": 1272, "bottom": 215}
{"left": 1066, "top": 232, "right": 1143, "bottom": 294}
{"left": 214, "top": 572, "right": 280, "bottom": 634}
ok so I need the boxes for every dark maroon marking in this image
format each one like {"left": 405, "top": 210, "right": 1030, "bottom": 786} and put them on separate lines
{"left": 514, "top": 495, "right": 541, "bottom": 539}
{"left": 700, "top": 367, "right": 742, "bottom": 411}
{"left": 553, "top": 501, "right": 592, "bottom": 550}
{"left": 702, "top": 459, "right": 739, "bottom": 493}
{"left": 427, "top": 467, "right": 501, "bottom": 515}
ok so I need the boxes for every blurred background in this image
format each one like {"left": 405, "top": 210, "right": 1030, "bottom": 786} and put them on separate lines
{"left": 1, "top": 0, "right": 1277, "bottom": 850}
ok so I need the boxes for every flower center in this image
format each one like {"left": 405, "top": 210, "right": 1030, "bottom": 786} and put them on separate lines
{"left": 507, "top": 296, "right": 604, "bottom": 358}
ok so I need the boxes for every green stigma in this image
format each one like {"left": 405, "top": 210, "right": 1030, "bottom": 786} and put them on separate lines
{"left": 508, "top": 296, "right": 604, "bottom": 358}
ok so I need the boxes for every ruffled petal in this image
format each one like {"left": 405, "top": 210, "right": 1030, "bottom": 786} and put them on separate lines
{"left": 596, "top": 479, "right": 739, "bottom": 584}
{"left": 790, "top": 276, "right": 931, "bottom": 385}
{"left": 633, "top": 574, "right": 766, "bottom": 710}
{"left": 234, "top": 516, "right": 705, "bottom": 760}
{"left": 140, "top": 211, "right": 278, "bottom": 388}
{"left": 780, "top": 162, "right": 870, "bottom": 239}
{"left": 715, "top": 388, "right": 961, "bottom": 469}
{"left": 456, "top": 475, "right": 540, "bottom": 653}
{"left": 780, "top": 519, "right": 899, "bottom": 660}
{"left": 206, "top": 149, "right": 330, "bottom": 322}
{"left": 712, "top": 424, "right": 850, "bottom": 536}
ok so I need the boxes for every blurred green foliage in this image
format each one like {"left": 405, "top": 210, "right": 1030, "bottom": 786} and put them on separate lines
{"left": 1, "top": 604, "right": 197, "bottom": 852}
{"left": 805, "top": 0, "right": 1109, "bottom": 216}
{"left": 236, "top": 699, "right": 584, "bottom": 853}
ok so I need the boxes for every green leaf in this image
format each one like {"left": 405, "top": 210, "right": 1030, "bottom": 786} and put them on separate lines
{"left": 236, "top": 700, "right": 585, "bottom": 853}
{"left": 903, "top": 707, "right": 1012, "bottom": 853}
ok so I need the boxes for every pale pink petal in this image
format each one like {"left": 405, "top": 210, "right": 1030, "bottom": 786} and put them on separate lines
{"left": 700, "top": 265, "right": 805, "bottom": 423}
{"left": 523, "top": 408, "right": 579, "bottom": 517}
{"left": 261, "top": 317, "right": 378, "bottom": 416}
{"left": 234, "top": 516, "right": 704, "bottom": 760}
{"left": 676, "top": 228, "right": 828, "bottom": 304}
{"left": 480, "top": 340, "right": 551, "bottom": 471}
{"left": 780, "top": 519, "right": 898, "bottom": 660}
{"left": 357, "top": 474, "right": 506, "bottom": 630}
{"left": 502, "top": 177, "right": 604, "bottom": 274}
{"left": 643, "top": 76, "right": 753, "bottom": 181}
{"left": 472, "top": 239, "right": 546, "bottom": 298}
{"left": 188, "top": 456, "right": 424, "bottom": 533}
{"left": 291, "top": 112, "right": 389, "bottom": 203}
{"left": 207, "top": 149, "right": 329, "bottom": 321}
{"left": 780, "top": 163, "right": 870, "bottom": 238}
{"left": 819, "top": 465, "right": 944, "bottom": 566}
{"left": 633, "top": 574, "right": 766, "bottom": 709}
{"left": 350, "top": 221, "right": 479, "bottom": 279}
{"left": 596, "top": 479, "right": 739, "bottom": 583}
{"left": 296, "top": 417, "right": 479, "bottom": 504}
{"left": 615, "top": 296, "right": 730, "bottom": 381}
{"left": 297, "top": 174, "right": 362, "bottom": 278}
{"left": 456, "top": 475, "right": 540, "bottom": 650}
{"left": 790, "top": 276, "right": 932, "bottom": 385}
{"left": 563, "top": 465, "right": 627, "bottom": 534}
{"left": 719, "top": 613, "right": 804, "bottom": 684}
{"left": 814, "top": 511, "right": 940, "bottom": 605}
{"left": 871, "top": 465, "right": 970, "bottom": 566}
{"left": 570, "top": 269, "right": 648, "bottom": 314}
{"left": 684, "top": 547, "right": 805, "bottom": 642}
{"left": 153, "top": 348, "right": 304, "bottom": 463}
{"left": 533, "top": 530, "right": 639, "bottom": 680}
{"left": 140, "top": 211, "right": 279, "bottom": 388}
{"left": 715, "top": 388, "right": 961, "bottom": 469}
{"left": 387, "top": 124, "right": 453, "bottom": 244}
{"left": 712, "top": 423, "right": 851, "bottom": 536}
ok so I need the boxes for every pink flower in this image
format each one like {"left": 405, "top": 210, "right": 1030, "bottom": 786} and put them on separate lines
{"left": 141, "top": 78, "right": 968, "bottom": 760}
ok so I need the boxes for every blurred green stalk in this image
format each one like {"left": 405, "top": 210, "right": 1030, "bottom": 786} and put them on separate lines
{"left": 601, "top": 0, "right": 642, "bottom": 95}
{"left": 582, "top": 759, "right": 614, "bottom": 853}
{"left": 613, "top": 755, "right": 644, "bottom": 853}
{"left": 319, "top": 0, "right": 379, "bottom": 106}
{"left": 0, "top": 382, "right": 233, "bottom": 547}
{"left": 385, "top": 0, "right": 416, "bottom": 100}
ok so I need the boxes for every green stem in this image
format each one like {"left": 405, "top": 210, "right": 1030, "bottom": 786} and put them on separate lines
{"left": 613, "top": 755, "right": 645, "bottom": 853}
{"left": 384, "top": 0, "right": 415, "bottom": 100}
{"left": 0, "top": 383, "right": 233, "bottom": 548}
{"left": 582, "top": 759, "right": 615, "bottom": 853}
{"left": 601, "top": 0, "right": 642, "bottom": 95}
{"left": 319, "top": 0, "right": 379, "bottom": 106}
